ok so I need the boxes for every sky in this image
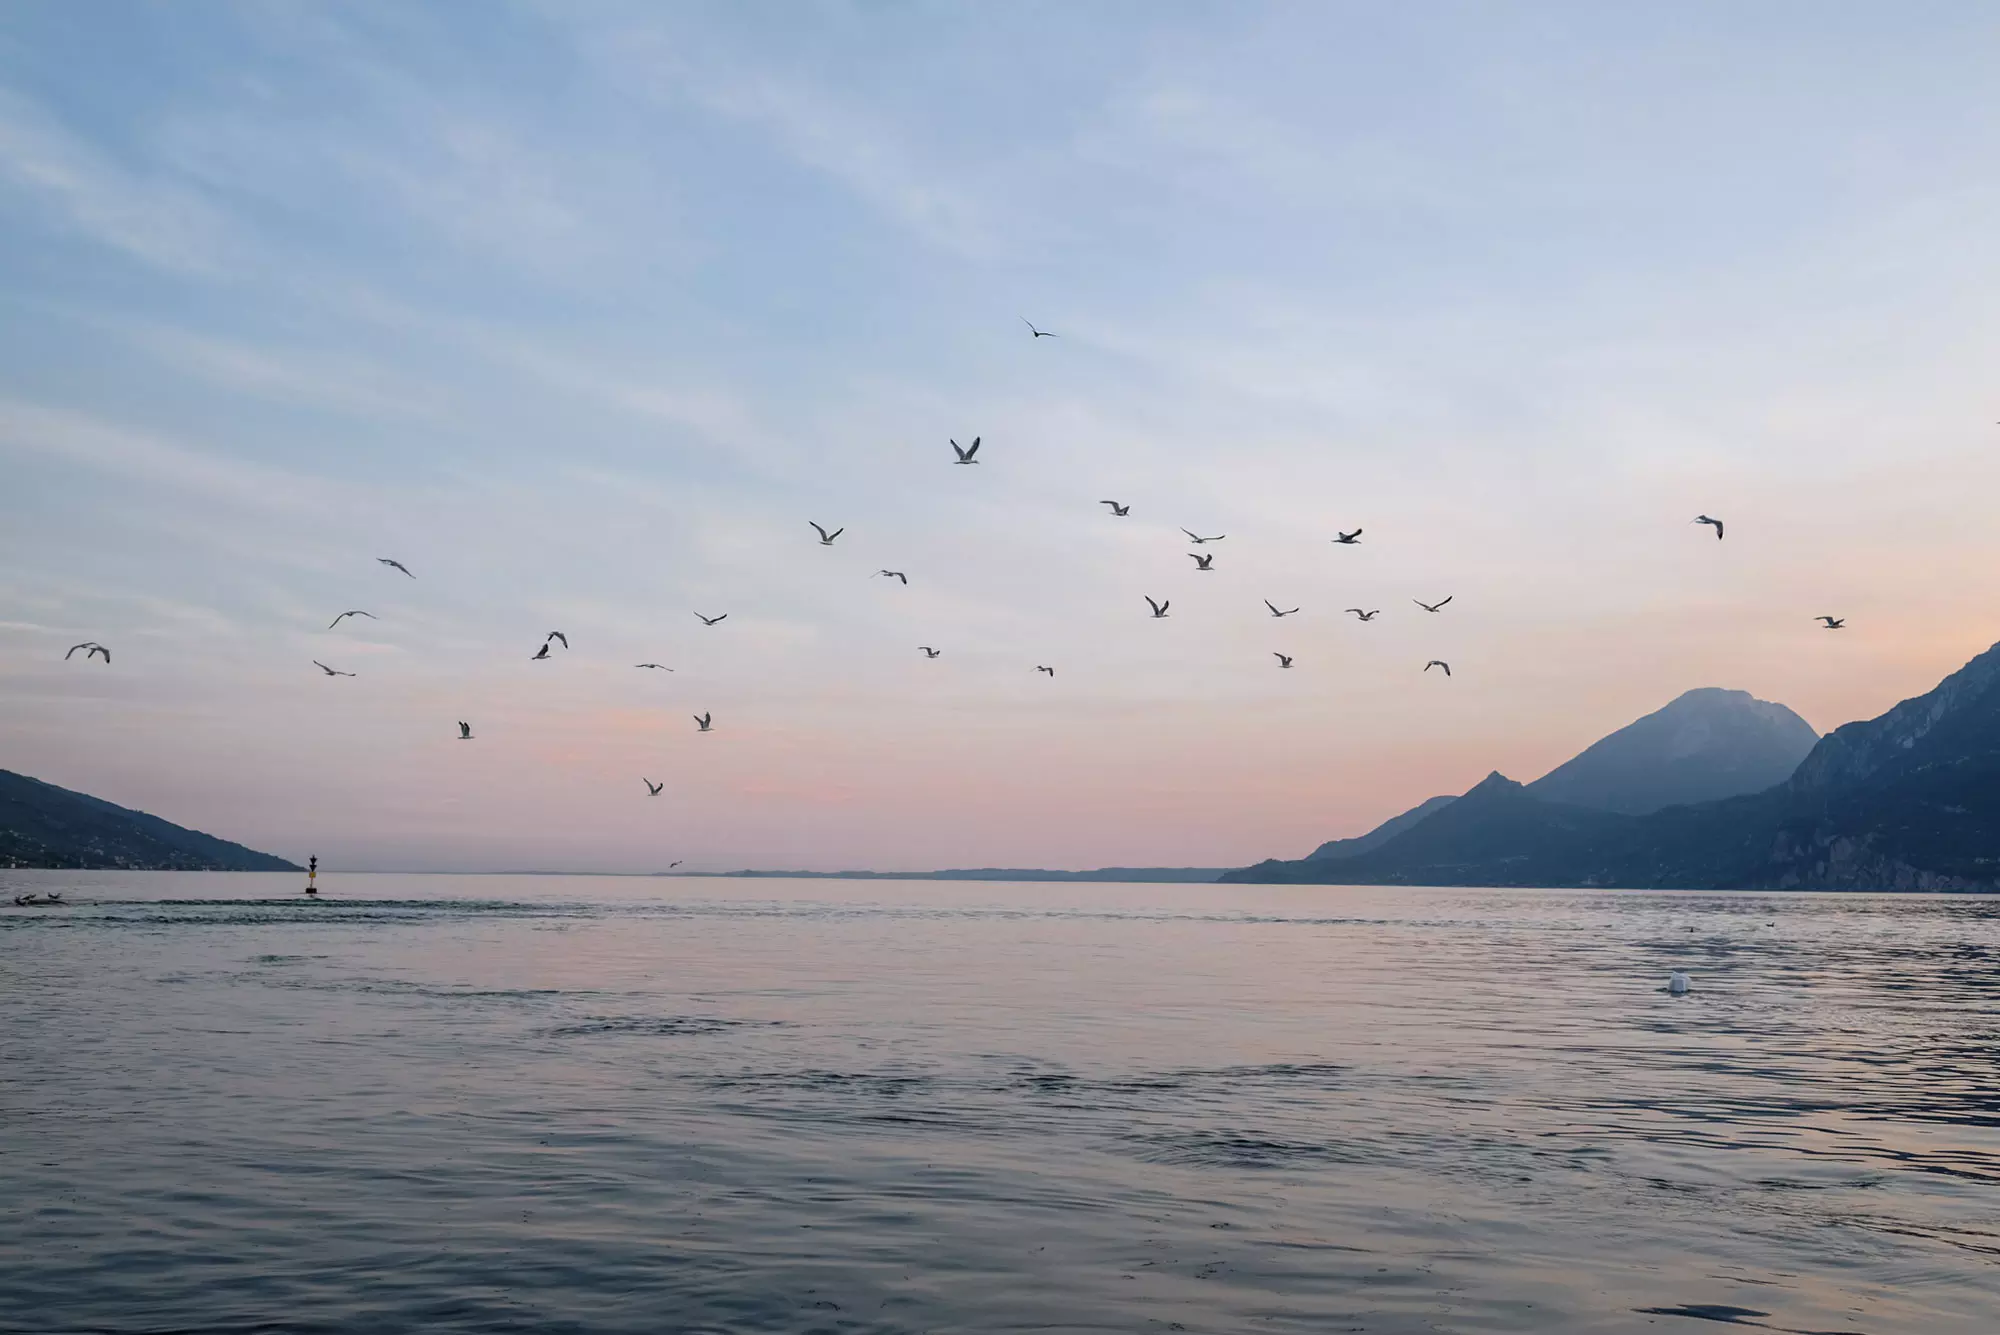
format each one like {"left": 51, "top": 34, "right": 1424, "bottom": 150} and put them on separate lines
{"left": 4, "top": 2, "right": 2000, "bottom": 873}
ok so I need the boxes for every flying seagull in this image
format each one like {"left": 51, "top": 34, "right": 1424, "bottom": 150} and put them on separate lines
{"left": 378, "top": 558, "right": 414, "bottom": 577}
{"left": 1189, "top": 552, "right": 1215, "bottom": 571}
{"left": 644, "top": 779, "right": 664, "bottom": 797}
{"left": 1333, "top": 529, "right": 1363, "bottom": 545}
{"left": 877, "top": 570, "right": 909, "bottom": 584}
{"left": 65, "top": 641, "right": 103, "bottom": 660}
{"left": 1694, "top": 515, "right": 1725, "bottom": 540}
{"left": 1036, "top": 665, "right": 1055, "bottom": 677}
{"left": 1346, "top": 609, "right": 1380, "bottom": 621}
{"left": 531, "top": 642, "right": 552, "bottom": 661}
{"left": 328, "top": 610, "right": 376, "bottom": 629}
{"left": 635, "top": 663, "right": 675, "bottom": 671}
{"left": 1182, "top": 529, "right": 1225, "bottom": 544}
{"left": 457, "top": 721, "right": 473, "bottom": 740}
{"left": 1022, "top": 318, "right": 1057, "bottom": 338}
{"left": 1100, "top": 501, "right": 1130, "bottom": 516}
{"left": 919, "top": 646, "right": 941, "bottom": 658}
{"left": 950, "top": 437, "right": 981, "bottom": 465}
{"left": 1274, "top": 653, "right": 1293, "bottom": 669}
{"left": 312, "top": 660, "right": 355, "bottom": 677}
{"left": 1425, "top": 660, "right": 1452, "bottom": 676}
{"left": 695, "top": 612, "right": 727, "bottom": 626}
{"left": 694, "top": 712, "right": 713, "bottom": 732}
{"left": 668, "top": 860, "right": 683, "bottom": 869}
{"left": 811, "top": 522, "right": 844, "bottom": 545}
{"left": 1414, "top": 596, "right": 1453, "bottom": 613}
{"left": 1265, "top": 601, "right": 1299, "bottom": 617}
{"left": 546, "top": 631, "right": 568, "bottom": 649}
{"left": 1146, "top": 596, "right": 1170, "bottom": 618}
{"left": 1816, "top": 616, "right": 1847, "bottom": 629}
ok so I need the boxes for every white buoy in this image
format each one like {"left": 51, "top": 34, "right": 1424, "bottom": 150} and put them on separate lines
{"left": 1667, "top": 971, "right": 1691, "bottom": 995}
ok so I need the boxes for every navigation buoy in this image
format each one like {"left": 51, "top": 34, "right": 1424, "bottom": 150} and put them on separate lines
{"left": 305, "top": 854, "right": 318, "bottom": 896}
{"left": 1667, "top": 971, "right": 1691, "bottom": 995}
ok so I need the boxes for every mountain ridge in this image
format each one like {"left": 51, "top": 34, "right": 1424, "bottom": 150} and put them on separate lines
{"left": 0, "top": 769, "right": 299, "bottom": 871}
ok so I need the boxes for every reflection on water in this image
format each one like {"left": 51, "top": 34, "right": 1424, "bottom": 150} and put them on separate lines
{"left": 4, "top": 872, "right": 1997, "bottom": 1333}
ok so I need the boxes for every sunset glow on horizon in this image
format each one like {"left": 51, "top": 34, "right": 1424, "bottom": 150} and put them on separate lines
{"left": 5, "top": 3, "right": 2000, "bottom": 871}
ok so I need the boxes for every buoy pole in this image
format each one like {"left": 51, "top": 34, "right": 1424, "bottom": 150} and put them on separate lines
{"left": 306, "top": 854, "right": 318, "bottom": 896}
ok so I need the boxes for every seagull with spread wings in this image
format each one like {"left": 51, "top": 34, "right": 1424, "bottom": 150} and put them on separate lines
{"left": 1346, "top": 609, "right": 1380, "bottom": 621}
{"left": 1274, "top": 653, "right": 1294, "bottom": 669}
{"left": 1425, "top": 660, "right": 1452, "bottom": 676}
{"left": 1266, "top": 601, "right": 1299, "bottom": 617}
{"left": 644, "top": 779, "right": 664, "bottom": 797}
{"left": 1414, "top": 596, "right": 1453, "bottom": 613}
{"left": 811, "top": 522, "right": 844, "bottom": 545}
{"left": 312, "top": 660, "right": 355, "bottom": 677}
{"left": 328, "top": 610, "right": 376, "bottom": 629}
{"left": 1022, "top": 318, "right": 1057, "bottom": 338}
{"left": 1189, "top": 552, "right": 1215, "bottom": 571}
{"left": 950, "top": 437, "right": 981, "bottom": 465}
{"left": 877, "top": 570, "right": 908, "bottom": 584}
{"left": 1100, "top": 501, "right": 1130, "bottom": 516}
{"left": 1333, "top": 529, "right": 1363, "bottom": 545}
{"left": 1694, "top": 515, "right": 1725, "bottom": 540}
{"left": 635, "top": 663, "right": 675, "bottom": 671}
{"left": 695, "top": 612, "right": 727, "bottom": 626}
{"left": 694, "top": 713, "right": 713, "bottom": 732}
{"left": 1146, "top": 596, "right": 1170, "bottom": 619}
{"left": 378, "top": 558, "right": 414, "bottom": 577}
{"left": 1182, "top": 528, "right": 1225, "bottom": 544}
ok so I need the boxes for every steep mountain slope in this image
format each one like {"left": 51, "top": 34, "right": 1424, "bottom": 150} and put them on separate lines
{"left": 1526, "top": 687, "right": 1818, "bottom": 814}
{"left": 0, "top": 769, "right": 298, "bottom": 871}
{"left": 1306, "top": 795, "right": 1457, "bottom": 860}
{"left": 1226, "top": 642, "right": 2000, "bottom": 891}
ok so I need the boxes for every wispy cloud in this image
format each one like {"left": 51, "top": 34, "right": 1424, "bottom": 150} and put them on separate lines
{"left": 0, "top": 87, "right": 243, "bottom": 275}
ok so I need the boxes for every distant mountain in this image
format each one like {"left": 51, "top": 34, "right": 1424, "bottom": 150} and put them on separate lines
{"left": 1290, "top": 688, "right": 1813, "bottom": 865}
{"left": 1224, "top": 641, "right": 2000, "bottom": 891}
{"left": 1306, "top": 795, "right": 1457, "bottom": 860}
{"left": 1525, "top": 687, "right": 1818, "bottom": 814}
{"left": 701, "top": 867, "right": 1225, "bottom": 883}
{"left": 0, "top": 769, "right": 299, "bottom": 871}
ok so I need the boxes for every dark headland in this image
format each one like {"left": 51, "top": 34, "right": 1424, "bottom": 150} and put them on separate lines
{"left": 0, "top": 769, "right": 298, "bottom": 871}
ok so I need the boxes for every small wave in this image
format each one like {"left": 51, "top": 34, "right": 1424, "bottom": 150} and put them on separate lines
{"left": 546, "top": 1016, "right": 768, "bottom": 1037}
{"left": 1125, "top": 1128, "right": 1367, "bottom": 1170}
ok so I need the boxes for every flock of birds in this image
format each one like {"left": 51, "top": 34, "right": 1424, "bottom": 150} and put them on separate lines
{"left": 55, "top": 321, "right": 1854, "bottom": 804}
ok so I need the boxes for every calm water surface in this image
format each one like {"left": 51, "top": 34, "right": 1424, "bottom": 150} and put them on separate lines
{"left": 3, "top": 873, "right": 1996, "bottom": 1333}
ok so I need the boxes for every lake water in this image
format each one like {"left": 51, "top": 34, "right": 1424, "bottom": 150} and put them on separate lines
{"left": 3, "top": 873, "right": 1996, "bottom": 1334}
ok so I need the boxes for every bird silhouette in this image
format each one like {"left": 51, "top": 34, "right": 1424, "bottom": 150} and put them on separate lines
{"left": 531, "top": 643, "right": 551, "bottom": 661}
{"left": 1694, "top": 515, "right": 1725, "bottom": 540}
{"left": 668, "top": 860, "right": 682, "bottom": 869}
{"left": 695, "top": 612, "right": 727, "bottom": 626}
{"left": 1274, "top": 653, "right": 1293, "bottom": 669}
{"left": 546, "top": 631, "right": 568, "bottom": 649}
{"left": 811, "top": 522, "right": 844, "bottom": 545}
{"left": 1425, "top": 660, "right": 1452, "bottom": 676}
{"left": 1414, "top": 596, "right": 1453, "bottom": 613}
{"left": 1265, "top": 601, "right": 1299, "bottom": 617}
{"left": 694, "top": 713, "right": 713, "bottom": 732}
{"left": 1182, "top": 529, "right": 1225, "bottom": 544}
{"left": 1100, "top": 501, "right": 1130, "bottom": 516}
{"left": 950, "top": 437, "right": 981, "bottom": 465}
{"left": 644, "top": 779, "right": 664, "bottom": 797}
{"left": 457, "top": 721, "right": 473, "bottom": 740}
{"left": 1146, "top": 596, "right": 1170, "bottom": 618}
{"left": 878, "top": 570, "right": 909, "bottom": 584}
{"left": 1817, "top": 616, "right": 1847, "bottom": 629}
{"left": 1022, "top": 318, "right": 1058, "bottom": 338}
{"left": 312, "top": 660, "right": 355, "bottom": 677}
{"left": 65, "top": 641, "right": 104, "bottom": 661}
{"left": 378, "top": 558, "right": 414, "bottom": 577}
{"left": 1346, "top": 609, "right": 1380, "bottom": 621}
{"left": 919, "top": 646, "right": 941, "bottom": 658}
{"left": 635, "top": 663, "right": 675, "bottom": 671}
{"left": 1333, "top": 529, "right": 1363, "bottom": 545}
{"left": 328, "top": 611, "right": 376, "bottom": 629}
{"left": 1189, "top": 552, "right": 1214, "bottom": 571}
{"left": 1036, "top": 665, "right": 1055, "bottom": 677}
